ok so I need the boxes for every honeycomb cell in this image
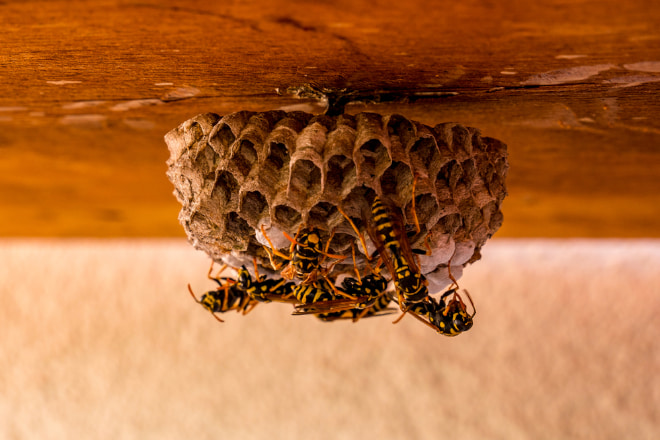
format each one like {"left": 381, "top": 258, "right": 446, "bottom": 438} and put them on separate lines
{"left": 213, "top": 171, "right": 240, "bottom": 209}
{"left": 308, "top": 201, "right": 340, "bottom": 230}
{"left": 231, "top": 140, "right": 258, "bottom": 177}
{"left": 324, "top": 153, "right": 356, "bottom": 199}
{"left": 240, "top": 191, "right": 268, "bottom": 228}
{"left": 273, "top": 204, "right": 301, "bottom": 231}
{"left": 409, "top": 136, "right": 440, "bottom": 176}
{"left": 265, "top": 142, "right": 289, "bottom": 171}
{"left": 288, "top": 159, "right": 322, "bottom": 208}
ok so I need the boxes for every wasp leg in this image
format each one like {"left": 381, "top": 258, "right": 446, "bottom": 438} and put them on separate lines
{"left": 260, "top": 224, "right": 295, "bottom": 270}
{"left": 411, "top": 174, "right": 421, "bottom": 234}
{"left": 391, "top": 289, "right": 411, "bottom": 324}
{"left": 319, "top": 229, "right": 348, "bottom": 263}
{"left": 187, "top": 283, "right": 201, "bottom": 304}
{"left": 348, "top": 241, "right": 362, "bottom": 284}
{"left": 392, "top": 310, "right": 408, "bottom": 324}
{"left": 323, "top": 276, "right": 358, "bottom": 300}
{"left": 461, "top": 289, "right": 476, "bottom": 318}
{"left": 447, "top": 258, "right": 460, "bottom": 289}
{"left": 242, "top": 300, "right": 259, "bottom": 315}
{"left": 352, "top": 306, "right": 374, "bottom": 322}
{"left": 337, "top": 204, "right": 371, "bottom": 260}
{"left": 219, "top": 281, "right": 235, "bottom": 311}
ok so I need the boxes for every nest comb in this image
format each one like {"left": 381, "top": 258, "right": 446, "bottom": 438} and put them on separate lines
{"left": 165, "top": 110, "right": 508, "bottom": 290}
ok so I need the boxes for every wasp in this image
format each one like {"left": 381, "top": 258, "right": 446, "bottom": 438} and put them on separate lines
{"left": 367, "top": 196, "right": 429, "bottom": 308}
{"left": 338, "top": 196, "right": 429, "bottom": 309}
{"left": 292, "top": 260, "right": 394, "bottom": 322}
{"left": 404, "top": 287, "right": 476, "bottom": 336}
{"left": 261, "top": 225, "right": 347, "bottom": 285}
{"left": 188, "top": 263, "right": 253, "bottom": 323}
{"left": 290, "top": 279, "right": 337, "bottom": 306}
{"left": 234, "top": 258, "right": 297, "bottom": 303}
{"left": 189, "top": 260, "right": 297, "bottom": 323}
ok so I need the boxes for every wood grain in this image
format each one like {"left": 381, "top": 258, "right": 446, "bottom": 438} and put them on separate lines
{"left": 1, "top": 0, "right": 659, "bottom": 237}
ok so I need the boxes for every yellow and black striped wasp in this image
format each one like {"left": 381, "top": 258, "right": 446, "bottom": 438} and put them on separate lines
{"left": 260, "top": 225, "right": 347, "bottom": 285}
{"left": 338, "top": 191, "right": 477, "bottom": 335}
{"left": 189, "top": 260, "right": 296, "bottom": 323}
{"left": 341, "top": 194, "right": 429, "bottom": 314}
{"left": 292, "top": 256, "right": 395, "bottom": 322}
{"left": 188, "top": 263, "right": 253, "bottom": 323}
{"left": 366, "top": 196, "right": 478, "bottom": 335}
{"left": 234, "top": 259, "right": 297, "bottom": 303}
{"left": 368, "top": 196, "right": 429, "bottom": 308}
{"left": 403, "top": 286, "right": 476, "bottom": 336}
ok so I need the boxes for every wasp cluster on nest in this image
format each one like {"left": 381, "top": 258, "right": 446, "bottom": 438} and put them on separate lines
{"left": 166, "top": 110, "right": 508, "bottom": 335}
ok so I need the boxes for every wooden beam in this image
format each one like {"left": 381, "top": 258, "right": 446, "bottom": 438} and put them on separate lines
{"left": 1, "top": 0, "right": 659, "bottom": 237}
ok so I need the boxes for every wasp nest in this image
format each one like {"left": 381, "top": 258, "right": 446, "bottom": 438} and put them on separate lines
{"left": 165, "top": 111, "right": 508, "bottom": 290}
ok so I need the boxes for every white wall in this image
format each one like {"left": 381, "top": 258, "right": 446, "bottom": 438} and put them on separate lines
{"left": 1, "top": 239, "right": 658, "bottom": 439}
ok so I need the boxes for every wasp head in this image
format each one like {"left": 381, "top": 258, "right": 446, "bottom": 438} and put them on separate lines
{"left": 236, "top": 266, "right": 252, "bottom": 290}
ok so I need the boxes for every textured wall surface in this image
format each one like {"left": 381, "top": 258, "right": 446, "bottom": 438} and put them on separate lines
{"left": 1, "top": 239, "right": 658, "bottom": 439}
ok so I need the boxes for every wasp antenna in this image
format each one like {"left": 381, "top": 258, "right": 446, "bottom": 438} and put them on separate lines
{"left": 260, "top": 224, "right": 285, "bottom": 269}
{"left": 188, "top": 284, "right": 202, "bottom": 304}
{"left": 282, "top": 230, "right": 297, "bottom": 245}
{"left": 282, "top": 224, "right": 303, "bottom": 249}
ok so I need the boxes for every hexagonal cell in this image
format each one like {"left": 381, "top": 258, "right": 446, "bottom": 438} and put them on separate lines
{"left": 224, "top": 211, "right": 252, "bottom": 251}
{"left": 213, "top": 170, "right": 240, "bottom": 210}
{"left": 409, "top": 136, "right": 440, "bottom": 174}
{"left": 324, "top": 154, "right": 357, "bottom": 199}
{"left": 357, "top": 139, "right": 389, "bottom": 180}
{"left": 272, "top": 204, "right": 302, "bottom": 231}
{"left": 207, "top": 111, "right": 254, "bottom": 157}
{"left": 208, "top": 123, "right": 236, "bottom": 154}
{"left": 265, "top": 142, "right": 290, "bottom": 171}
{"left": 404, "top": 192, "right": 439, "bottom": 231}
{"left": 230, "top": 140, "right": 258, "bottom": 177}
{"left": 325, "top": 232, "right": 355, "bottom": 255}
{"left": 239, "top": 191, "right": 269, "bottom": 228}
{"left": 386, "top": 114, "right": 416, "bottom": 149}
{"left": 308, "top": 201, "right": 340, "bottom": 231}
{"left": 288, "top": 158, "right": 322, "bottom": 206}
{"left": 380, "top": 161, "right": 413, "bottom": 205}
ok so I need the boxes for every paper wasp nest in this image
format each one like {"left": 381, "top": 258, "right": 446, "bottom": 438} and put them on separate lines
{"left": 165, "top": 111, "right": 508, "bottom": 290}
